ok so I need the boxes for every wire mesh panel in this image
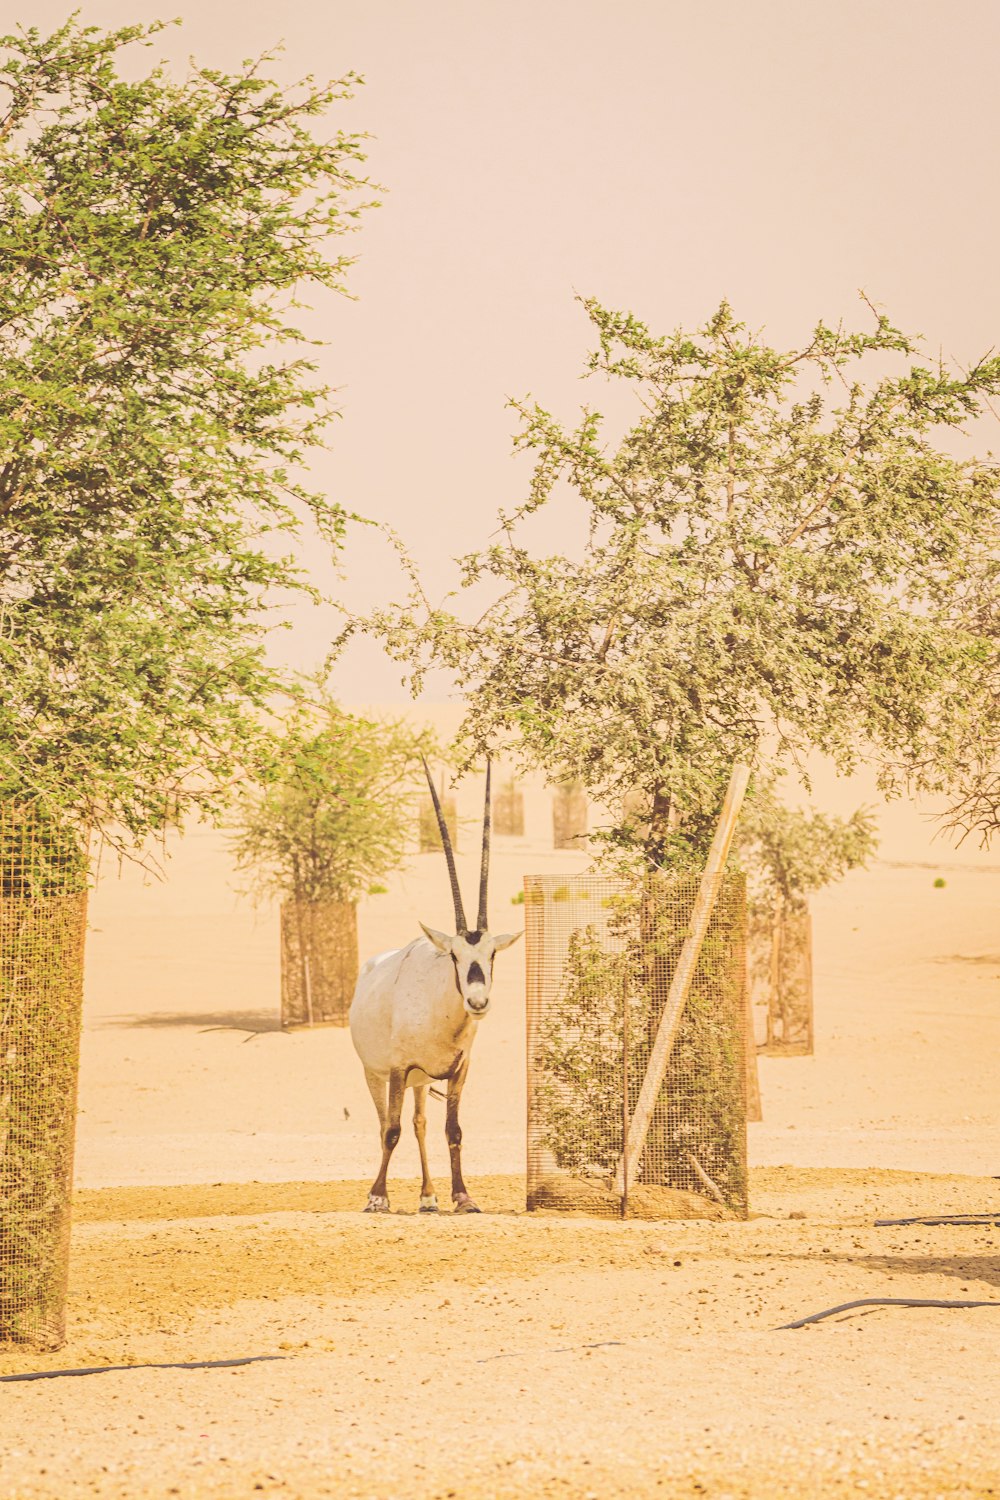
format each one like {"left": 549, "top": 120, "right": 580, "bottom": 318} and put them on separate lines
{"left": 418, "top": 794, "right": 458, "bottom": 854}
{"left": 0, "top": 805, "right": 89, "bottom": 1350}
{"left": 280, "top": 899, "right": 358, "bottom": 1028}
{"left": 744, "top": 981, "right": 763, "bottom": 1123}
{"left": 552, "top": 782, "right": 588, "bottom": 850}
{"left": 526, "top": 872, "right": 748, "bottom": 1220}
{"left": 493, "top": 778, "right": 525, "bottom": 838}
{"left": 751, "top": 902, "right": 814, "bottom": 1056}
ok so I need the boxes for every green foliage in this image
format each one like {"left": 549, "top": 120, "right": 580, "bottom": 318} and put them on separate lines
{"left": 536, "top": 924, "right": 643, "bottom": 1175}
{"left": 0, "top": 801, "right": 87, "bottom": 898}
{"left": 230, "top": 697, "right": 433, "bottom": 904}
{"left": 367, "top": 297, "right": 1000, "bottom": 869}
{"left": 736, "top": 786, "right": 879, "bottom": 914}
{"left": 0, "top": 18, "right": 374, "bottom": 846}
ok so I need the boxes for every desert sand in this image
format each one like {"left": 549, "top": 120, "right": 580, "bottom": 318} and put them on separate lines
{"left": 1, "top": 765, "right": 999, "bottom": 1498}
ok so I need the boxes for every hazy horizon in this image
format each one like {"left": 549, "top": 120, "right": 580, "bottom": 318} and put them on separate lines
{"left": 20, "top": 0, "right": 1000, "bottom": 702}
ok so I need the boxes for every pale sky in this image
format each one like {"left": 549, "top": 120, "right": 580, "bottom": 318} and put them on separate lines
{"left": 18, "top": 0, "right": 1000, "bottom": 699}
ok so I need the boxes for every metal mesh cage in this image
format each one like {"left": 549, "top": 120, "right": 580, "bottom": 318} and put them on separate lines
{"left": 493, "top": 778, "right": 525, "bottom": 838}
{"left": 744, "top": 983, "right": 763, "bottom": 1123}
{"left": 751, "top": 902, "right": 814, "bottom": 1056}
{"left": 552, "top": 782, "right": 588, "bottom": 851}
{"left": 0, "top": 804, "right": 88, "bottom": 1350}
{"left": 418, "top": 794, "right": 458, "bottom": 854}
{"left": 526, "top": 872, "right": 748, "bottom": 1220}
{"left": 280, "top": 899, "right": 358, "bottom": 1028}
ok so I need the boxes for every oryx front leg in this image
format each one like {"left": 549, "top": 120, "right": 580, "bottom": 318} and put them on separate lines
{"left": 413, "top": 1085, "right": 438, "bottom": 1212}
{"left": 365, "top": 1067, "right": 405, "bottom": 1214}
{"left": 446, "top": 1058, "right": 479, "bottom": 1214}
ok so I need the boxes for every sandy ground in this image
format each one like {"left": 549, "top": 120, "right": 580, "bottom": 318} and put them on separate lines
{"left": 1, "top": 1169, "right": 999, "bottom": 1498}
{"left": 2, "top": 771, "right": 999, "bottom": 1497}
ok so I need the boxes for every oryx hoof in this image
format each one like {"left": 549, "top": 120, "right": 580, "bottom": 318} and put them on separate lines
{"left": 419, "top": 1195, "right": 439, "bottom": 1214}
{"left": 453, "top": 1193, "right": 481, "bottom": 1215}
{"left": 363, "top": 1194, "right": 391, "bottom": 1214}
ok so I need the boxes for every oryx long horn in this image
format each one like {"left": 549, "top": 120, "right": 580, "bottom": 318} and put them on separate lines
{"left": 477, "top": 757, "right": 491, "bottom": 932}
{"left": 422, "top": 757, "right": 467, "bottom": 933}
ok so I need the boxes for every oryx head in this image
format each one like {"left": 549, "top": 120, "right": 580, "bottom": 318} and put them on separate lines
{"left": 420, "top": 758, "right": 521, "bottom": 1018}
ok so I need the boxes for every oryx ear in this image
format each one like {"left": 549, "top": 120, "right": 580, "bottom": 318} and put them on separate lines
{"left": 491, "top": 931, "right": 523, "bottom": 952}
{"left": 420, "top": 923, "right": 452, "bottom": 954}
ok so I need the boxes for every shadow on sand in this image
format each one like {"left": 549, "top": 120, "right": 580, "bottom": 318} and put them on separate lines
{"left": 105, "top": 1009, "right": 285, "bottom": 1036}
{"left": 929, "top": 953, "right": 1000, "bottom": 966}
{"left": 824, "top": 1251, "right": 1000, "bottom": 1294}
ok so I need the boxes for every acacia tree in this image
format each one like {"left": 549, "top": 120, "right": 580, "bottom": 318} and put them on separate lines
{"left": 369, "top": 298, "right": 1000, "bottom": 866}
{"left": 230, "top": 696, "right": 436, "bottom": 1026}
{"left": 0, "top": 18, "right": 373, "bottom": 847}
{"left": 736, "top": 791, "right": 879, "bottom": 1055}
{"left": 736, "top": 793, "right": 879, "bottom": 916}
{"left": 231, "top": 698, "right": 435, "bottom": 906}
{"left": 0, "top": 17, "right": 373, "bottom": 1347}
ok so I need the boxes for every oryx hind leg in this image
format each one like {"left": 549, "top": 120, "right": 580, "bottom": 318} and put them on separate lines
{"left": 363, "top": 1066, "right": 394, "bottom": 1214}
{"left": 413, "top": 1084, "right": 438, "bottom": 1212}
{"left": 364, "top": 1066, "right": 388, "bottom": 1133}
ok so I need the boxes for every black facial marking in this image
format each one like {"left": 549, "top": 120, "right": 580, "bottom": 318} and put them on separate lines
{"left": 465, "top": 930, "right": 483, "bottom": 945}
{"left": 449, "top": 951, "right": 462, "bottom": 996}
{"left": 467, "top": 960, "right": 485, "bottom": 986}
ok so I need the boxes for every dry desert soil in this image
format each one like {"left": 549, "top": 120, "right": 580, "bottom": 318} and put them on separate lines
{"left": 1, "top": 1169, "right": 999, "bottom": 1499}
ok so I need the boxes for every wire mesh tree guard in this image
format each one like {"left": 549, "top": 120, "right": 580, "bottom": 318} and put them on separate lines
{"left": 280, "top": 899, "right": 358, "bottom": 1028}
{"left": 744, "top": 980, "right": 763, "bottom": 1123}
{"left": 750, "top": 900, "right": 814, "bottom": 1056}
{"left": 493, "top": 777, "right": 525, "bottom": 838}
{"left": 0, "top": 804, "right": 89, "bottom": 1350}
{"left": 418, "top": 792, "right": 458, "bottom": 854}
{"left": 552, "top": 781, "right": 588, "bottom": 851}
{"left": 525, "top": 871, "right": 748, "bottom": 1220}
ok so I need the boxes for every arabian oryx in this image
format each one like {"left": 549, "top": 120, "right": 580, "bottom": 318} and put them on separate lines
{"left": 349, "top": 760, "right": 521, "bottom": 1214}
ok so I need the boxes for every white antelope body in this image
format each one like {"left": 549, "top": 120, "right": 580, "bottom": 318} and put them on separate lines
{"left": 349, "top": 761, "right": 520, "bottom": 1213}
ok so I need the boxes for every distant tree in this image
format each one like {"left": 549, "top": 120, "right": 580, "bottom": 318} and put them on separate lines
{"left": 736, "top": 791, "right": 879, "bottom": 916}
{"left": 230, "top": 698, "right": 434, "bottom": 906}
{"left": 367, "top": 298, "right": 1000, "bottom": 867}
{"left": 230, "top": 696, "right": 435, "bottom": 1027}
{"left": 0, "top": 18, "right": 373, "bottom": 849}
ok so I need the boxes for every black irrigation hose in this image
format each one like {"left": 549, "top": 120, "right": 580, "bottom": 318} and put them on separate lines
{"left": 0, "top": 1354, "right": 286, "bottom": 1384}
{"left": 874, "top": 1214, "right": 1000, "bottom": 1227}
{"left": 776, "top": 1297, "right": 1000, "bottom": 1330}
